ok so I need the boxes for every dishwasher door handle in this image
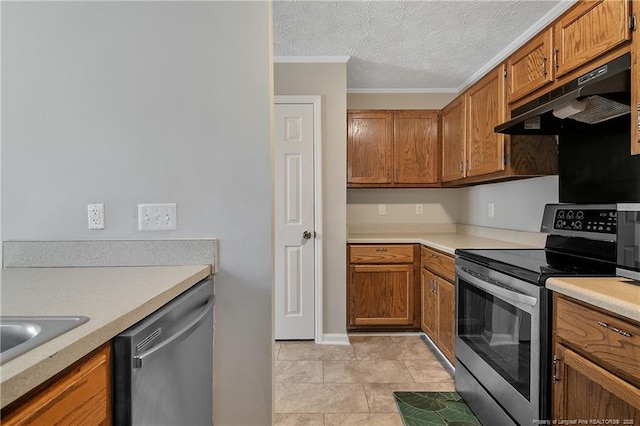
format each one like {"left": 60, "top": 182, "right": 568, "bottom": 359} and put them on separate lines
{"left": 133, "top": 296, "right": 214, "bottom": 369}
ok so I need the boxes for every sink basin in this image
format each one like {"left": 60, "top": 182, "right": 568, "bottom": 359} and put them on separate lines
{"left": 0, "top": 316, "right": 89, "bottom": 364}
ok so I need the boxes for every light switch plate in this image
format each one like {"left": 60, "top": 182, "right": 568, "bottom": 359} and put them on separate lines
{"left": 138, "top": 203, "right": 177, "bottom": 231}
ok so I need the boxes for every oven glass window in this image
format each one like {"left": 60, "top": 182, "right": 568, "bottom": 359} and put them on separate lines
{"left": 458, "top": 279, "right": 531, "bottom": 400}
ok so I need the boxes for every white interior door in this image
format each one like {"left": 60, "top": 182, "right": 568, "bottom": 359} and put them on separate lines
{"left": 274, "top": 103, "right": 315, "bottom": 340}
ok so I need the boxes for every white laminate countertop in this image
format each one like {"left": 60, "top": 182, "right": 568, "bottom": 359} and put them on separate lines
{"left": 348, "top": 232, "right": 541, "bottom": 254}
{"left": 546, "top": 277, "right": 640, "bottom": 322}
{"left": 0, "top": 265, "right": 212, "bottom": 409}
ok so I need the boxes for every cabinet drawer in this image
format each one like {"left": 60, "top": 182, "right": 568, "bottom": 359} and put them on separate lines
{"left": 555, "top": 296, "right": 640, "bottom": 387}
{"left": 349, "top": 245, "right": 414, "bottom": 264}
{"left": 2, "top": 343, "right": 111, "bottom": 426}
{"left": 421, "top": 246, "right": 455, "bottom": 282}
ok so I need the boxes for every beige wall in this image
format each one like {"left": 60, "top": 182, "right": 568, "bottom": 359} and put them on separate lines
{"left": 459, "top": 176, "right": 559, "bottom": 232}
{"left": 274, "top": 62, "right": 348, "bottom": 336}
{"left": 347, "top": 189, "right": 459, "bottom": 225}
{"left": 2, "top": 2, "right": 273, "bottom": 424}
{"left": 347, "top": 92, "right": 457, "bottom": 110}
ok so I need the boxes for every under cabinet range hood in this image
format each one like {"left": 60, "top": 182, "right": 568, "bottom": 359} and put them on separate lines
{"left": 495, "top": 53, "right": 631, "bottom": 135}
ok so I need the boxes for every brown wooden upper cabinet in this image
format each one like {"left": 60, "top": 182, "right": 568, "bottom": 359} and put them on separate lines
{"left": 440, "top": 96, "right": 466, "bottom": 183}
{"left": 347, "top": 111, "right": 393, "bottom": 184}
{"left": 633, "top": 0, "right": 640, "bottom": 155}
{"left": 507, "top": 28, "right": 555, "bottom": 104}
{"left": 347, "top": 110, "right": 439, "bottom": 187}
{"left": 466, "top": 65, "right": 507, "bottom": 178}
{"left": 440, "top": 66, "right": 557, "bottom": 185}
{"left": 554, "top": 0, "right": 632, "bottom": 78}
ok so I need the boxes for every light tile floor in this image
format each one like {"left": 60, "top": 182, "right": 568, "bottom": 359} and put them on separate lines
{"left": 275, "top": 335, "right": 456, "bottom": 426}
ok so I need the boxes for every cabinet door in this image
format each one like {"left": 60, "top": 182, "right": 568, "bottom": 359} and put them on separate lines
{"left": 554, "top": 0, "right": 631, "bottom": 78}
{"left": 347, "top": 111, "right": 393, "bottom": 184}
{"left": 552, "top": 343, "right": 640, "bottom": 421}
{"left": 507, "top": 28, "right": 554, "bottom": 103}
{"left": 393, "top": 110, "right": 439, "bottom": 184}
{"left": 633, "top": 3, "right": 640, "bottom": 156}
{"left": 349, "top": 264, "right": 414, "bottom": 326}
{"left": 555, "top": 296, "right": 640, "bottom": 387}
{"left": 437, "top": 278, "right": 455, "bottom": 364}
{"left": 441, "top": 96, "right": 466, "bottom": 182}
{"left": 466, "top": 66, "right": 507, "bottom": 177}
{"left": 421, "top": 268, "right": 438, "bottom": 338}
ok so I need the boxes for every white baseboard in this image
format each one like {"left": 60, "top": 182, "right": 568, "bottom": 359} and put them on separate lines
{"left": 317, "top": 333, "right": 350, "bottom": 345}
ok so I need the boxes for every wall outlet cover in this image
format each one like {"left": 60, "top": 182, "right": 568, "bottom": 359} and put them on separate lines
{"left": 138, "top": 203, "right": 177, "bottom": 231}
{"left": 87, "top": 204, "right": 105, "bottom": 230}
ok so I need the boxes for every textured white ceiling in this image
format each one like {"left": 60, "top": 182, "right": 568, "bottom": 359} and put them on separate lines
{"left": 273, "top": 0, "right": 572, "bottom": 92}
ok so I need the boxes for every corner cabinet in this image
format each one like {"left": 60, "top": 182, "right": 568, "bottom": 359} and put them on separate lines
{"left": 441, "top": 96, "right": 466, "bottom": 183}
{"left": 347, "top": 110, "right": 439, "bottom": 188}
{"left": 466, "top": 66, "right": 508, "bottom": 178}
{"left": 440, "top": 64, "right": 558, "bottom": 186}
{"left": 2, "top": 343, "right": 112, "bottom": 425}
{"left": 551, "top": 294, "right": 640, "bottom": 421}
{"left": 347, "top": 244, "right": 420, "bottom": 331}
{"left": 420, "top": 246, "right": 455, "bottom": 363}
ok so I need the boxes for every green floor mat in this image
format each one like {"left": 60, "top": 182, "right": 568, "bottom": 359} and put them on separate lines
{"left": 394, "top": 391, "right": 482, "bottom": 426}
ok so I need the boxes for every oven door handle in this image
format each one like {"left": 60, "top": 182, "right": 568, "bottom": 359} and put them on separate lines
{"left": 456, "top": 267, "right": 538, "bottom": 308}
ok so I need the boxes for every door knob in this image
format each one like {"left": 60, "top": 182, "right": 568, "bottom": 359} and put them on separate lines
{"left": 303, "top": 231, "right": 312, "bottom": 240}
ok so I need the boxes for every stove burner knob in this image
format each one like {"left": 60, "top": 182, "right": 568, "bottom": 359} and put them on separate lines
{"left": 574, "top": 221, "right": 582, "bottom": 230}
{"left": 576, "top": 211, "right": 584, "bottom": 220}
{"left": 567, "top": 211, "right": 574, "bottom": 219}
{"left": 556, "top": 219, "right": 564, "bottom": 228}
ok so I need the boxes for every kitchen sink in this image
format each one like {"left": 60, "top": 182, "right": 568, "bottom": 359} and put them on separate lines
{"left": 0, "top": 316, "right": 89, "bottom": 365}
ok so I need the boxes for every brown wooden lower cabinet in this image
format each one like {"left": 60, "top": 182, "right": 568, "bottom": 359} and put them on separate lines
{"left": 552, "top": 294, "right": 640, "bottom": 423}
{"left": 2, "top": 343, "right": 112, "bottom": 426}
{"left": 553, "top": 343, "right": 640, "bottom": 421}
{"left": 421, "top": 268, "right": 455, "bottom": 364}
{"left": 347, "top": 244, "right": 420, "bottom": 331}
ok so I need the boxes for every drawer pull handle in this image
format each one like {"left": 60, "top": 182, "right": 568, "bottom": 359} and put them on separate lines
{"left": 597, "top": 321, "right": 632, "bottom": 338}
{"left": 375, "top": 248, "right": 388, "bottom": 252}
{"left": 552, "top": 355, "right": 562, "bottom": 384}
{"left": 431, "top": 254, "right": 438, "bottom": 258}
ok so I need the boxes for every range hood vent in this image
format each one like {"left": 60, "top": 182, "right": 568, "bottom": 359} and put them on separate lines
{"left": 495, "top": 53, "right": 631, "bottom": 135}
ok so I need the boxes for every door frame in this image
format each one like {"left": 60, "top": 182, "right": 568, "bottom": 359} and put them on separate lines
{"left": 274, "top": 95, "right": 323, "bottom": 343}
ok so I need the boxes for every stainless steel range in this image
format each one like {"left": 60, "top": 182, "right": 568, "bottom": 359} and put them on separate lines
{"left": 454, "top": 204, "right": 618, "bottom": 425}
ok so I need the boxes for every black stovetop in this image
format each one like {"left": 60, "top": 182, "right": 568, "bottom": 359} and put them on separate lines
{"left": 455, "top": 248, "right": 617, "bottom": 285}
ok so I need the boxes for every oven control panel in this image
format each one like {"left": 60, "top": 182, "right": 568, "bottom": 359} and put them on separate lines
{"left": 553, "top": 209, "right": 617, "bottom": 233}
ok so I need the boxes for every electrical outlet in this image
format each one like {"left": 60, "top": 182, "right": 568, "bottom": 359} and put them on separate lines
{"left": 488, "top": 203, "right": 495, "bottom": 218}
{"left": 87, "top": 204, "right": 105, "bottom": 229}
{"left": 416, "top": 204, "right": 424, "bottom": 215}
{"left": 378, "top": 204, "right": 386, "bottom": 216}
{"left": 138, "top": 203, "right": 177, "bottom": 231}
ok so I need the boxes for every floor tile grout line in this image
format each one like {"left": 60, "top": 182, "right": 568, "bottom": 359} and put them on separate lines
{"left": 404, "top": 360, "right": 417, "bottom": 383}
{"left": 361, "top": 382, "right": 372, "bottom": 413}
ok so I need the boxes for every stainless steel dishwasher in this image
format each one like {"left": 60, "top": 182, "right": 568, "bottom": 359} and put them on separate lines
{"left": 113, "top": 278, "right": 214, "bottom": 425}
